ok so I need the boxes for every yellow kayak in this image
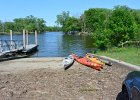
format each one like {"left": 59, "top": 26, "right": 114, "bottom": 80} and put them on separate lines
{"left": 85, "top": 54, "right": 105, "bottom": 66}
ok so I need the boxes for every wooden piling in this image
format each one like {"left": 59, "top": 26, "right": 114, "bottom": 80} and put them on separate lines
{"left": 35, "top": 30, "right": 38, "bottom": 45}
{"left": 10, "top": 30, "right": 13, "bottom": 41}
{"left": 23, "top": 29, "right": 26, "bottom": 49}
{"left": 10, "top": 30, "right": 13, "bottom": 50}
{"left": 0, "top": 41, "right": 2, "bottom": 52}
{"left": 26, "top": 30, "right": 29, "bottom": 45}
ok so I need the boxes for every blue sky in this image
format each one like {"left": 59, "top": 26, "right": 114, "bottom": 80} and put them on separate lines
{"left": 0, "top": 0, "right": 139, "bottom": 26}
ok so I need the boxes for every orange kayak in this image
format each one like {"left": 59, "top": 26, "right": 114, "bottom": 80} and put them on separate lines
{"left": 85, "top": 53, "right": 104, "bottom": 66}
{"left": 72, "top": 53, "right": 102, "bottom": 71}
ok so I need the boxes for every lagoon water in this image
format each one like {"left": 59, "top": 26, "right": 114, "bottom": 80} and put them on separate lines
{"left": 0, "top": 32, "right": 94, "bottom": 57}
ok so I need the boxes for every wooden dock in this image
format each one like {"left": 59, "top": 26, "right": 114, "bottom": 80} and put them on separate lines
{"left": 22, "top": 44, "right": 38, "bottom": 54}
{"left": 0, "top": 42, "right": 38, "bottom": 56}
{"left": 0, "top": 30, "right": 39, "bottom": 61}
{"left": 0, "top": 40, "right": 23, "bottom": 56}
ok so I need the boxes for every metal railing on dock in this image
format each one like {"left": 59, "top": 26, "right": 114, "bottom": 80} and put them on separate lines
{"left": 0, "top": 40, "right": 23, "bottom": 56}
{"left": 0, "top": 30, "right": 38, "bottom": 59}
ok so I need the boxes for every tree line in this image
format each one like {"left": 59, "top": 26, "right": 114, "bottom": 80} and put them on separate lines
{"left": 56, "top": 5, "right": 140, "bottom": 50}
{"left": 1, "top": 5, "right": 140, "bottom": 50}
{"left": 0, "top": 15, "right": 61, "bottom": 33}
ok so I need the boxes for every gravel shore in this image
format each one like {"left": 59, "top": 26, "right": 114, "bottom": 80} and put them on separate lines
{"left": 0, "top": 58, "right": 135, "bottom": 100}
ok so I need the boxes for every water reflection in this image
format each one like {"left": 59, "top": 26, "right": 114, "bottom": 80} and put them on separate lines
{"left": 0, "top": 32, "right": 94, "bottom": 57}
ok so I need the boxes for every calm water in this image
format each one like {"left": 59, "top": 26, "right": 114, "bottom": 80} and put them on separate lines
{"left": 0, "top": 32, "right": 94, "bottom": 57}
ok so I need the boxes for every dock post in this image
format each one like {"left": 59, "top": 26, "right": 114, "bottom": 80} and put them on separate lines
{"left": 0, "top": 41, "right": 2, "bottom": 53}
{"left": 10, "top": 30, "right": 13, "bottom": 50}
{"left": 10, "top": 30, "right": 13, "bottom": 41}
{"left": 26, "top": 30, "right": 29, "bottom": 45}
{"left": 35, "top": 30, "right": 38, "bottom": 45}
{"left": 23, "top": 29, "right": 26, "bottom": 49}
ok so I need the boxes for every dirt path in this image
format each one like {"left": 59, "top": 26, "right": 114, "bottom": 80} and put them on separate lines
{"left": 0, "top": 58, "right": 134, "bottom": 100}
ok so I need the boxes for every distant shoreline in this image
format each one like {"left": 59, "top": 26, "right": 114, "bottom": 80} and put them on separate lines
{"left": 0, "top": 31, "right": 37, "bottom": 34}
{"left": 0, "top": 31, "right": 51, "bottom": 34}
{"left": 0, "top": 32, "right": 21, "bottom": 34}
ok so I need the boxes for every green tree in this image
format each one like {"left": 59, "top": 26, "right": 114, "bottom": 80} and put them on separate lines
{"left": 107, "top": 6, "right": 137, "bottom": 46}
{"left": 13, "top": 15, "right": 46, "bottom": 32}
{"left": 24, "top": 15, "right": 36, "bottom": 31}
{"left": 84, "top": 8, "right": 111, "bottom": 33}
{"left": 83, "top": 8, "right": 112, "bottom": 49}
{"left": 4, "top": 22, "right": 15, "bottom": 32}
{"left": 131, "top": 10, "right": 140, "bottom": 40}
{"left": 63, "top": 17, "right": 81, "bottom": 33}
{"left": 55, "top": 11, "right": 70, "bottom": 27}
{"left": 36, "top": 18, "right": 46, "bottom": 32}
{"left": 56, "top": 11, "right": 81, "bottom": 33}
{"left": 0, "top": 20, "right": 3, "bottom": 32}
{"left": 46, "top": 26, "right": 61, "bottom": 32}
{"left": 14, "top": 18, "right": 25, "bottom": 32}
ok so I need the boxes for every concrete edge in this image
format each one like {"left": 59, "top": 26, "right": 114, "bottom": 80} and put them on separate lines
{"left": 99, "top": 55, "right": 140, "bottom": 71}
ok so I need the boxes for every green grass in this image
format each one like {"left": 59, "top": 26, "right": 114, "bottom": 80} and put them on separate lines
{"left": 96, "top": 47, "right": 140, "bottom": 66}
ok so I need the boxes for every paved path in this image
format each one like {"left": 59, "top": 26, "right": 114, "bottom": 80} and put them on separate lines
{"left": 100, "top": 56, "right": 140, "bottom": 71}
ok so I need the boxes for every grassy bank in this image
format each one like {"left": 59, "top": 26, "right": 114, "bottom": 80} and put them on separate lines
{"left": 97, "top": 47, "right": 140, "bottom": 66}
